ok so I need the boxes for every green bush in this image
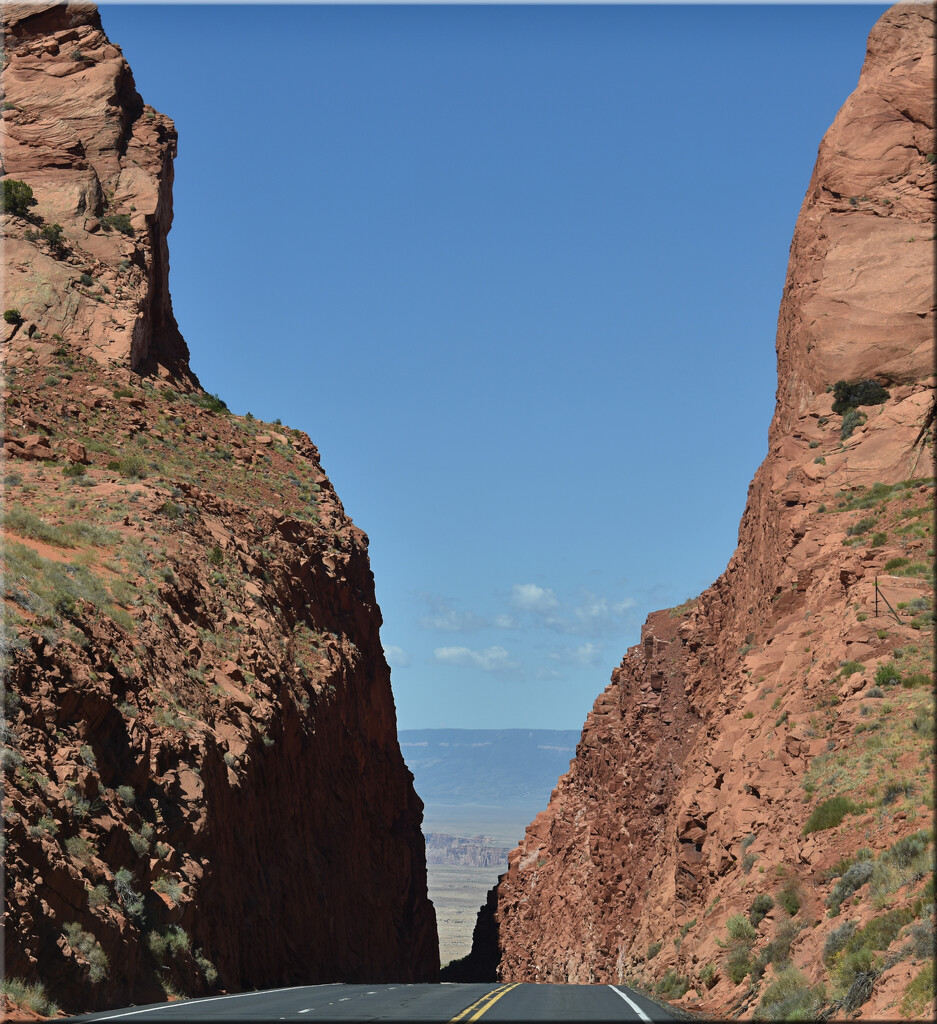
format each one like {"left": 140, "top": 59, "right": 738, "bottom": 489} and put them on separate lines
{"left": 833, "top": 907, "right": 917, "bottom": 992}
{"left": 725, "top": 944, "right": 752, "bottom": 985}
{"left": 88, "top": 883, "right": 109, "bottom": 909}
{"left": 841, "top": 408, "right": 867, "bottom": 440}
{"left": 117, "top": 454, "right": 147, "bottom": 479}
{"left": 63, "top": 921, "right": 109, "bottom": 983}
{"left": 208, "top": 544, "right": 224, "bottom": 566}
{"left": 777, "top": 879, "right": 802, "bottom": 917}
{"left": 100, "top": 213, "right": 134, "bottom": 236}
{"left": 655, "top": 969, "right": 689, "bottom": 999}
{"left": 65, "top": 835, "right": 94, "bottom": 864}
{"left": 901, "top": 961, "right": 935, "bottom": 1016}
{"left": 1, "top": 179, "right": 37, "bottom": 217}
{"left": 646, "top": 941, "right": 661, "bottom": 960}
{"left": 831, "top": 379, "right": 890, "bottom": 415}
{"left": 803, "top": 795, "right": 862, "bottom": 835}
{"left": 839, "top": 660, "right": 865, "bottom": 678}
{"left": 874, "top": 662, "right": 901, "bottom": 686}
{"left": 823, "top": 920, "right": 857, "bottom": 963}
{"left": 847, "top": 516, "right": 877, "bottom": 537}
{"left": 753, "top": 965, "right": 826, "bottom": 1021}
{"left": 884, "top": 557, "right": 911, "bottom": 571}
{"left": 750, "top": 894, "right": 775, "bottom": 926}
{"left": 728, "top": 913, "right": 758, "bottom": 942}
{"left": 699, "top": 963, "right": 718, "bottom": 989}
{"left": 3, "top": 308, "right": 23, "bottom": 325}
{"left": 828, "top": 860, "right": 874, "bottom": 914}
{"left": 0, "top": 978, "right": 58, "bottom": 1016}
{"left": 192, "top": 391, "right": 229, "bottom": 414}
{"left": 40, "top": 223, "right": 65, "bottom": 249}
{"left": 117, "top": 784, "right": 135, "bottom": 806}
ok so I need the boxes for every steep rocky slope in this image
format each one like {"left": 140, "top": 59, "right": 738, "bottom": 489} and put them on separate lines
{"left": 1, "top": 3, "right": 438, "bottom": 1015}
{"left": 453, "top": 5, "right": 935, "bottom": 1020}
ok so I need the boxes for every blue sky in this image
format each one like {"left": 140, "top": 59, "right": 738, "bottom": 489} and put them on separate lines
{"left": 99, "top": 2, "right": 889, "bottom": 730}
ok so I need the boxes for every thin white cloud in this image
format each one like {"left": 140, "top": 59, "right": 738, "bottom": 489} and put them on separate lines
{"left": 512, "top": 583, "right": 559, "bottom": 612}
{"left": 433, "top": 645, "right": 516, "bottom": 672}
{"left": 383, "top": 644, "right": 411, "bottom": 667}
{"left": 493, "top": 613, "right": 520, "bottom": 629}
{"left": 416, "top": 593, "right": 487, "bottom": 632}
{"left": 548, "top": 642, "right": 604, "bottom": 667}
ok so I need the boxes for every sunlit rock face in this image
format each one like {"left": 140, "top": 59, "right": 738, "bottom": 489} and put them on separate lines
{"left": 462, "top": 6, "right": 934, "bottom": 1017}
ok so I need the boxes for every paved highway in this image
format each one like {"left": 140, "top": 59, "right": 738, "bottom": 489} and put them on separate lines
{"left": 65, "top": 982, "right": 677, "bottom": 1021}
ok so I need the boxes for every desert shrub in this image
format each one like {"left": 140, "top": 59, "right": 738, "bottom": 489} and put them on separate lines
{"left": 847, "top": 516, "right": 877, "bottom": 537}
{"left": 40, "top": 223, "right": 65, "bottom": 249}
{"left": 904, "top": 919, "right": 935, "bottom": 961}
{"left": 699, "top": 963, "right": 718, "bottom": 989}
{"left": 803, "top": 795, "right": 862, "bottom": 835}
{"left": 753, "top": 965, "right": 826, "bottom": 1021}
{"left": 871, "top": 531, "right": 887, "bottom": 546}
{"left": 864, "top": 686, "right": 884, "bottom": 698}
{"left": 129, "top": 829, "right": 150, "bottom": 856}
{"left": 0, "top": 978, "right": 58, "bottom": 1016}
{"left": 726, "top": 944, "right": 752, "bottom": 984}
{"left": 88, "top": 883, "right": 109, "bottom": 909}
{"left": 874, "top": 662, "right": 901, "bottom": 686}
{"left": 153, "top": 874, "right": 183, "bottom": 902}
{"left": 195, "top": 948, "right": 218, "bottom": 986}
{"left": 831, "top": 379, "right": 889, "bottom": 415}
{"left": 841, "top": 408, "right": 867, "bottom": 440}
{"left": 839, "top": 660, "right": 865, "bottom": 678}
{"left": 901, "top": 961, "right": 935, "bottom": 1017}
{"left": 777, "top": 879, "right": 802, "bottom": 917}
{"left": 742, "top": 851, "right": 757, "bottom": 873}
{"left": 828, "top": 860, "right": 874, "bottom": 913}
{"left": 4, "top": 308, "right": 23, "bottom": 325}
{"left": 903, "top": 672, "right": 930, "bottom": 689}
{"left": 833, "top": 907, "right": 917, "bottom": 992}
{"left": 884, "top": 556, "right": 911, "bottom": 571}
{"left": 117, "top": 784, "right": 135, "bottom": 805}
{"left": 750, "top": 894, "right": 775, "bottom": 926}
{"left": 63, "top": 921, "right": 109, "bottom": 982}
{"left": 80, "top": 273, "right": 94, "bottom": 287}
{"left": 113, "top": 867, "right": 144, "bottom": 918}
{"left": 646, "top": 941, "right": 661, "bottom": 960}
{"left": 728, "top": 913, "right": 758, "bottom": 942}
{"left": 117, "top": 454, "right": 147, "bottom": 479}
{"left": 1, "top": 179, "right": 37, "bottom": 217}
{"left": 208, "top": 544, "right": 224, "bottom": 566}
{"left": 65, "top": 835, "right": 94, "bottom": 864}
{"left": 62, "top": 462, "right": 87, "bottom": 477}
{"left": 823, "top": 920, "right": 857, "bottom": 963}
{"left": 148, "top": 925, "right": 190, "bottom": 964}
{"left": 100, "top": 213, "right": 134, "bottom": 235}
{"left": 191, "top": 391, "right": 228, "bottom": 414}
{"left": 655, "top": 969, "right": 689, "bottom": 999}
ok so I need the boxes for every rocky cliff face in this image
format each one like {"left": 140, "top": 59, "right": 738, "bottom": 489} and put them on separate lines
{"left": 1, "top": 3, "right": 438, "bottom": 1015}
{"left": 459, "top": 5, "right": 935, "bottom": 1019}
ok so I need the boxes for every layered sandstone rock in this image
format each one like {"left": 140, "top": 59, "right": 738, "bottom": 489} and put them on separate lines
{"left": 2, "top": 3, "right": 437, "bottom": 1014}
{"left": 1, "top": 1, "right": 191, "bottom": 378}
{"left": 459, "top": 5, "right": 934, "bottom": 1019}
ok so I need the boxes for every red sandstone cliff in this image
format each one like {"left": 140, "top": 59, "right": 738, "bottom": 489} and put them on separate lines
{"left": 1, "top": 3, "right": 438, "bottom": 1015}
{"left": 461, "top": 5, "right": 935, "bottom": 1019}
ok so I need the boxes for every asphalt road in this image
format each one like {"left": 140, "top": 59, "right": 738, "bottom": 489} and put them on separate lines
{"left": 64, "top": 982, "right": 677, "bottom": 1022}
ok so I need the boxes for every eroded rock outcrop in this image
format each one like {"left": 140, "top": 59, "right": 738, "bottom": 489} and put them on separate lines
{"left": 1, "top": 3, "right": 438, "bottom": 1015}
{"left": 459, "top": 5, "right": 935, "bottom": 1019}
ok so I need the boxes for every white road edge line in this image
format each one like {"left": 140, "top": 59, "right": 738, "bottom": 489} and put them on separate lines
{"left": 609, "top": 985, "right": 652, "bottom": 1023}
{"left": 89, "top": 984, "right": 324, "bottom": 1020}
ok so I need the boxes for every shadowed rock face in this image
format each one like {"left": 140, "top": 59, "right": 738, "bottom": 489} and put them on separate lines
{"left": 2, "top": 3, "right": 438, "bottom": 1013}
{"left": 463, "top": 5, "right": 934, "bottom": 1017}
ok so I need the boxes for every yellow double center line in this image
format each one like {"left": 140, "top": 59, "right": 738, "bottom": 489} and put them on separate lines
{"left": 449, "top": 982, "right": 520, "bottom": 1021}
